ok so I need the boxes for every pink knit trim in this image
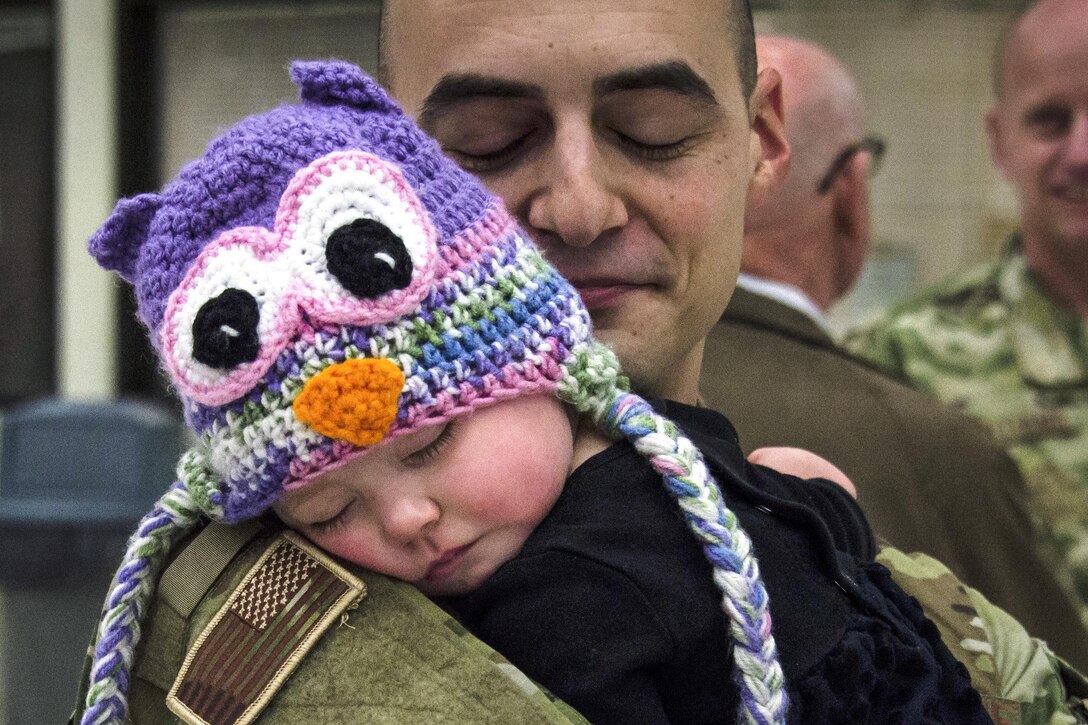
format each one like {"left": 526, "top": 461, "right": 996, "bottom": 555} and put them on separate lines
{"left": 436, "top": 203, "right": 517, "bottom": 276}
{"left": 160, "top": 151, "right": 442, "bottom": 406}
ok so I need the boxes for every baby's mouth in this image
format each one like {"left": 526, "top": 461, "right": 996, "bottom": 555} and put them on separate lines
{"left": 424, "top": 542, "right": 475, "bottom": 582}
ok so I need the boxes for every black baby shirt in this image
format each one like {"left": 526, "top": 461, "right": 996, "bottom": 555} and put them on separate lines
{"left": 440, "top": 401, "right": 988, "bottom": 724}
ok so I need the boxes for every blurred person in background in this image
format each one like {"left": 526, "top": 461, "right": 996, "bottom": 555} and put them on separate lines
{"left": 701, "top": 33, "right": 1088, "bottom": 666}
{"left": 848, "top": 0, "right": 1088, "bottom": 632}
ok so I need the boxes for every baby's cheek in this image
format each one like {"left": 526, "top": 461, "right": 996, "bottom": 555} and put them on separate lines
{"left": 453, "top": 460, "right": 565, "bottom": 526}
{"left": 313, "top": 530, "right": 400, "bottom": 575}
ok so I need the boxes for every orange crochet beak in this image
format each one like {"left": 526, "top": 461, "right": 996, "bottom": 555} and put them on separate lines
{"left": 292, "top": 358, "right": 405, "bottom": 447}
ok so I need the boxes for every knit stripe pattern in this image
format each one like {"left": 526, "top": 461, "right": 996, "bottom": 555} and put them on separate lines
{"left": 82, "top": 60, "right": 787, "bottom": 724}
{"left": 559, "top": 343, "right": 788, "bottom": 724}
{"left": 179, "top": 223, "right": 583, "bottom": 523}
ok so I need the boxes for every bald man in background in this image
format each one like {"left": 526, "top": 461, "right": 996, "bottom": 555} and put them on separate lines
{"left": 849, "top": 0, "right": 1088, "bottom": 640}
{"left": 699, "top": 34, "right": 1088, "bottom": 665}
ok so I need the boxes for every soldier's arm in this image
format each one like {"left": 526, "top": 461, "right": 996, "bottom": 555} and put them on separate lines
{"left": 878, "top": 546, "right": 1088, "bottom": 725}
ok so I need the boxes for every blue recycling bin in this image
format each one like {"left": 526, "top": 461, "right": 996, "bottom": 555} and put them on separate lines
{"left": 0, "top": 399, "right": 183, "bottom": 725}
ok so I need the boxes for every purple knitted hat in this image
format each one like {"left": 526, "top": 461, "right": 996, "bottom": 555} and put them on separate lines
{"left": 80, "top": 61, "right": 786, "bottom": 725}
{"left": 90, "top": 61, "right": 588, "bottom": 523}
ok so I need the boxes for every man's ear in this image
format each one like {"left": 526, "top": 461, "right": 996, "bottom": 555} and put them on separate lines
{"left": 829, "top": 153, "right": 871, "bottom": 300}
{"left": 986, "top": 105, "right": 1013, "bottom": 182}
{"left": 745, "top": 68, "right": 791, "bottom": 213}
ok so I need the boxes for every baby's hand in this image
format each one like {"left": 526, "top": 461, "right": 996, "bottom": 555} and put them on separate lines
{"left": 747, "top": 447, "right": 857, "bottom": 499}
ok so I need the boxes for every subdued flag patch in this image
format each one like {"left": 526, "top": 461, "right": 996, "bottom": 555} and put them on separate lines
{"left": 166, "top": 531, "right": 366, "bottom": 725}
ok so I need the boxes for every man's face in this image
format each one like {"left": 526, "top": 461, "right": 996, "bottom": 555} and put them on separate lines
{"left": 384, "top": 0, "right": 773, "bottom": 402}
{"left": 988, "top": 6, "right": 1088, "bottom": 266}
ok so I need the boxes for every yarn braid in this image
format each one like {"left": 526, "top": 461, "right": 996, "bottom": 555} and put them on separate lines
{"left": 81, "top": 458, "right": 215, "bottom": 725}
{"left": 559, "top": 342, "right": 788, "bottom": 725}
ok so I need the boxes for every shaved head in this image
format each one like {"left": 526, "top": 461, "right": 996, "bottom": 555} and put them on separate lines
{"left": 743, "top": 35, "right": 871, "bottom": 310}
{"left": 378, "top": 0, "right": 757, "bottom": 101}
{"left": 993, "top": 0, "right": 1088, "bottom": 99}
{"left": 751, "top": 35, "right": 863, "bottom": 217}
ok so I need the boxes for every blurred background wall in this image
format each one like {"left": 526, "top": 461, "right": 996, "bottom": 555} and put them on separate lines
{"left": 0, "top": 1, "right": 1029, "bottom": 722}
{"left": 0, "top": 0, "right": 1029, "bottom": 409}
{"left": 755, "top": 2, "right": 1022, "bottom": 331}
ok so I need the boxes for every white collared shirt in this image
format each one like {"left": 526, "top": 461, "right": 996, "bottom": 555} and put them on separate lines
{"left": 735, "top": 273, "right": 832, "bottom": 335}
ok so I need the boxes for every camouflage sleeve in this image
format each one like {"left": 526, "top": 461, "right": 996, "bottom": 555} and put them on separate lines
{"left": 841, "top": 316, "right": 911, "bottom": 378}
{"left": 877, "top": 546, "right": 1088, "bottom": 725}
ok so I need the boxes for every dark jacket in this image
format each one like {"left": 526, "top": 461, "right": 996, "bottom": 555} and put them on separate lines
{"left": 700, "top": 286, "right": 1088, "bottom": 667}
{"left": 442, "top": 400, "right": 989, "bottom": 724}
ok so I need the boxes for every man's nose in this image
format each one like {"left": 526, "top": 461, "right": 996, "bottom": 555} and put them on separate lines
{"left": 378, "top": 492, "right": 440, "bottom": 545}
{"left": 525, "top": 125, "right": 628, "bottom": 248}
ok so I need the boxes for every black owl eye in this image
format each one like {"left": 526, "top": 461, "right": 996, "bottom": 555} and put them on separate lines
{"left": 192, "top": 288, "right": 261, "bottom": 369}
{"left": 326, "top": 218, "right": 413, "bottom": 299}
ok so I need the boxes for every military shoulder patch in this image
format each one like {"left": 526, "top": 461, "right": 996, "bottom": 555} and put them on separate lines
{"left": 166, "top": 531, "right": 366, "bottom": 725}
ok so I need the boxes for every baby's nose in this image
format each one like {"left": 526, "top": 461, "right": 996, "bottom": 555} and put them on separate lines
{"left": 293, "top": 358, "right": 404, "bottom": 446}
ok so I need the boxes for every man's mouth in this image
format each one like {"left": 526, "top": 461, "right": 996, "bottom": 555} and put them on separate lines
{"left": 1054, "top": 183, "right": 1088, "bottom": 203}
{"left": 570, "top": 280, "right": 643, "bottom": 309}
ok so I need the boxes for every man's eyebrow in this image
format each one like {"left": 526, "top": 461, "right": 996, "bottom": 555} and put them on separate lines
{"left": 419, "top": 74, "right": 544, "bottom": 127}
{"left": 593, "top": 61, "right": 718, "bottom": 105}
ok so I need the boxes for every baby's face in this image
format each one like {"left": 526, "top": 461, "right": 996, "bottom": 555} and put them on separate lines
{"left": 274, "top": 394, "right": 575, "bottom": 596}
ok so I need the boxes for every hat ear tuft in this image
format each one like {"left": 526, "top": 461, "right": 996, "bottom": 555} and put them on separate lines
{"left": 87, "top": 192, "right": 163, "bottom": 283}
{"left": 291, "top": 60, "right": 400, "bottom": 115}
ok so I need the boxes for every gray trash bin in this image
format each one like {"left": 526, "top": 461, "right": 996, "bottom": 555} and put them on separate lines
{"left": 0, "top": 399, "right": 182, "bottom": 725}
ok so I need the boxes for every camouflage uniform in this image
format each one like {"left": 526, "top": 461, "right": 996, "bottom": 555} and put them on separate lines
{"left": 70, "top": 521, "right": 587, "bottom": 724}
{"left": 880, "top": 547, "right": 1088, "bottom": 725}
{"left": 847, "top": 239, "right": 1088, "bottom": 623}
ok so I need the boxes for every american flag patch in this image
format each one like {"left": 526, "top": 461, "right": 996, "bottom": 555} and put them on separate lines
{"left": 166, "top": 531, "right": 366, "bottom": 725}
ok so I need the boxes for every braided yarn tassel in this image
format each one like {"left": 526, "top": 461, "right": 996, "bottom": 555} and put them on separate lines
{"left": 560, "top": 343, "right": 788, "bottom": 725}
{"left": 81, "top": 472, "right": 208, "bottom": 725}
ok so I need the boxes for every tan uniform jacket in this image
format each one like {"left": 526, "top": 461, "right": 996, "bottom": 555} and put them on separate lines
{"left": 70, "top": 519, "right": 587, "bottom": 725}
{"left": 700, "top": 287, "right": 1088, "bottom": 669}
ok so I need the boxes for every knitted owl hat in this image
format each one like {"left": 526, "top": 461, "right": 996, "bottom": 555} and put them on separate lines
{"left": 81, "top": 61, "right": 786, "bottom": 725}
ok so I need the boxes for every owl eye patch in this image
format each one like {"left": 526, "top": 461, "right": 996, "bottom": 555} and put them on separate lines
{"left": 160, "top": 150, "right": 439, "bottom": 407}
{"left": 191, "top": 288, "right": 261, "bottom": 368}
{"left": 326, "top": 218, "right": 413, "bottom": 298}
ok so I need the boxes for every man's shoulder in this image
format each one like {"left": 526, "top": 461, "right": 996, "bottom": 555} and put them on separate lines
{"left": 844, "top": 259, "right": 1007, "bottom": 372}
{"left": 713, "top": 289, "right": 938, "bottom": 392}
{"left": 707, "top": 300, "right": 865, "bottom": 389}
{"left": 720, "top": 285, "right": 832, "bottom": 346}
{"left": 707, "top": 302, "right": 1000, "bottom": 445}
{"left": 75, "top": 520, "right": 589, "bottom": 724}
